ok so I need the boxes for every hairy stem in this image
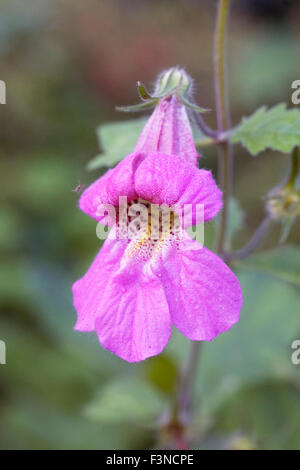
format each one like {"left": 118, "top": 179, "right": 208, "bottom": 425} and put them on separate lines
{"left": 214, "top": 0, "right": 232, "bottom": 254}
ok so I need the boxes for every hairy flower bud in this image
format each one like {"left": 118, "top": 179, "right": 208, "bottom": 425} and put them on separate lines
{"left": 117, "top": 67, "right": 208, "bottom": 114}
{"left": 266, "top": 187, "right": 300, "bottom": 221}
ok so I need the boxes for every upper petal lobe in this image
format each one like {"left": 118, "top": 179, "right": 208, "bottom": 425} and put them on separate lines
{"left": 134, "top": 152, "right": 222, "bottom": 222}
{"left": 79, "top": 152, "right": 144, "bottom": 220}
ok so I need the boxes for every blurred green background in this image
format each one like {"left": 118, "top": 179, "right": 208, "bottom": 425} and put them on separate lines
{"left": 1, "top": 0, "right": 300, "bottom": 450}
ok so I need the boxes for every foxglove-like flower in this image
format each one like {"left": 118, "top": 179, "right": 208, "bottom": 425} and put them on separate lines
{"left": 73, "top": 90, "right": 242, "bottom": 362}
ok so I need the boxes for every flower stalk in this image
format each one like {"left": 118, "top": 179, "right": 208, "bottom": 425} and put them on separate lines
{"left": 214, "top": 0, "right": 232, "bottom": 255}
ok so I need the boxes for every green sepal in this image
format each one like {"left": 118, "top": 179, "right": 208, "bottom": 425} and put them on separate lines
{"left": 116, "top": 100, "right": 158, "bottom": 113}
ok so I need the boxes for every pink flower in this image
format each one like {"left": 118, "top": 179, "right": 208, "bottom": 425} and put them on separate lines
{"left": 134, "top": 94, "right": 199, "bottom": 166}
{"left": 73, "top": 96, "right": 242, "bottom": 362}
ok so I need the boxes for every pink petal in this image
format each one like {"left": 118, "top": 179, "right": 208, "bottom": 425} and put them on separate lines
{"left": 73, "top": 229, "right": 171, "bottom": 362}
{"left": 134, "top": 95, "right": 199, "bottom": 165}
{"left": 73, "top": 228, "right": 128, "bottom": 331}
{"left": 161, "top": 235, "right": 243, "bottom": 341}
{"left": 177, "top": 165, "right": 223, "bottom": 223}
{"left": 134, "top": 152, "right": 222, "bottom": 222}
{"left": 95, "top": 267, "right": 171, "bottom": 362}
{"left": 79, "top": 152, "right": 143, "bottom": 221}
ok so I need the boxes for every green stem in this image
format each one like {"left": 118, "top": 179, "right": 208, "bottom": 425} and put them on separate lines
{"left": 214, "top": 0, "right": 232, "bottom": 254}
{"left": 287, "top": 147, "right": 299, "bottom": 189}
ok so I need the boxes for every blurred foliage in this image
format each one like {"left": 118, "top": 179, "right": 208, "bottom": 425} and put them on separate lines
{"left": 0, "top": 0, "right": 300, "bottom": 450}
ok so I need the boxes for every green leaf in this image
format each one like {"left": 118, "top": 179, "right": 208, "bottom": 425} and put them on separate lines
{"left": 230, "top": 104, "right": 300, "bottom": 155}
{"left": 144, "top": 355, "right": 178, "bottom": 396}
{"left": 239, "top": 245, "right": 300, "bottom": 287}
{"left": 84, "top": 378, "right": 166, "bottom": 425}
{"left": 88, "top": 118, "right": 147, "bottom": 170}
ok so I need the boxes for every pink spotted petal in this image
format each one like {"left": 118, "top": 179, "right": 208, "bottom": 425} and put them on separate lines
{"left": 73, "top": 228, "right": 172, "bottom": 362}
{"left": 134, "top": 95, "right": 199, "bottom": 165}
{"left": 94, "top": 268, "right": 171, "bottom": 362}
{"left": 134, "top": 152, "right": 222, "bottom": 222}
{"left": 161, "top": 235, "right": 243, "bottom": 341}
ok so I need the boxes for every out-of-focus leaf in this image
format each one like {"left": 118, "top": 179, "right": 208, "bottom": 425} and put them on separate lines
{"left": 214, "top": 381, "right": 300, "bottom": 450}
{"left": 19, "top": 154, "right": 78, "bottom": 212}
{"left": 22, "top": 260, "right": 128, "bottom": 376}
{"left": 88, "top": 118, "right": 147, "bottom": 170}
{"left": 0, "top": 395, "right": 131, "bottom": 450}
{"left": 196, "top": 268, "right": 300, "bottom": 415}
{"left": 0, "top": 322, "right": 98, "bottom": 410}
{"left": 165, "top": 267, "right": 300, "bottom": 417}
{"left": 231, "top": 104, "right": 300, "bottom": 155}
{"left": 240, "top": 245, "right": 300, "bottom": 287}
{"left": 0, "top": 259, "right": 36, "bottom": 307}
{"left": 144, "top": 355, "right": 178, "bottom": 396}
{"left": 231, "top": 33, "right": 299, "bottom": 109}
{"left": 85, "top": 378, "right": 166, "bottom": 425}
{"left": 228, "top": 197, "right": 245, "bottom": 240}
{"left": 0, "top": 206, "right": 23, "bottom": 250}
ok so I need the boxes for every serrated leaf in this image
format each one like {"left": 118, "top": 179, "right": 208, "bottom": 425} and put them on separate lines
{"left": 84, "top": 378, "right": 166, "bottom": 425}
{"left": 231, "top": 104, "right": 300, "bottom": 155}
{"left": 240, "top": 245, "right": 300, "bottom": 287}
{"left": 88, "top": 118, "right": 147, "bottom": 170}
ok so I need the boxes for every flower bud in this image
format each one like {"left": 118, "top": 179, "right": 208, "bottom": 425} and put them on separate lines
{"left": 154, "top": 68, "right": 192, "bottom": 99}
{"left": 117, "top": 67, "right": 208, "bottom": 113}
{"left": 266, "top": 187, "right": 300, "bottom": 221}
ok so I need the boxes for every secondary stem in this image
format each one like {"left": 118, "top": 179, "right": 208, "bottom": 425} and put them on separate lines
{"left": 225, "top": 216, "right": 272, "bottom": 262}
{"left": 214, "top": 0, "right": 232, "bottom": 254}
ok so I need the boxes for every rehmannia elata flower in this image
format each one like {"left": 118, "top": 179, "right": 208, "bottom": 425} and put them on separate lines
{"left": 72, "top": 69, "right": 243, "bottom": 362}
